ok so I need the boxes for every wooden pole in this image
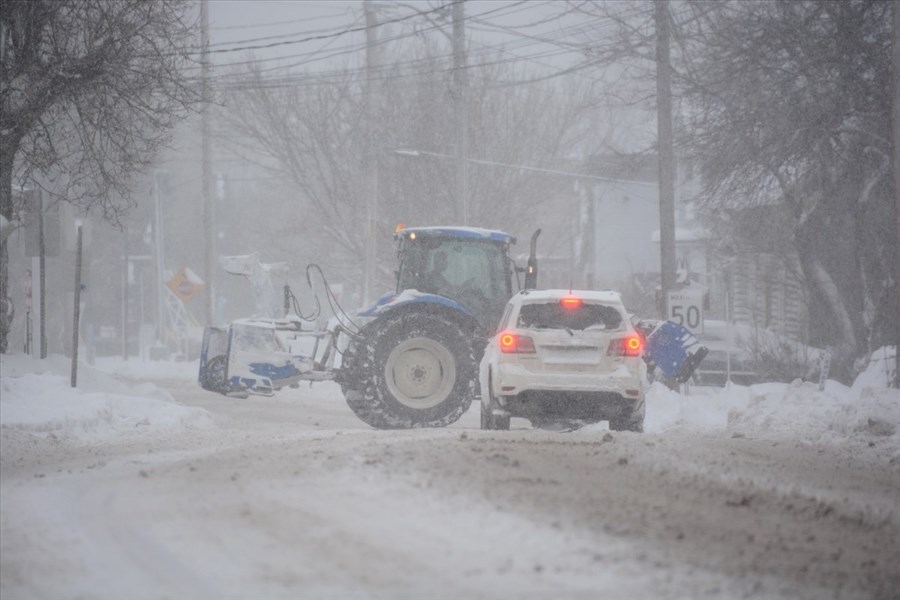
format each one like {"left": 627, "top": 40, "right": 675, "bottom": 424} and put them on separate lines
{"left": 71, "top": 224, "right": 83, "bottom": 388}
{"left": 122, "top": 231, "right": 129, "bottom": 360}
{"left": 38, "top": 190, "right": 46, "bottom": 358}
{"left": 453, "top": 0, "right": 469, "bottom": 225}
{"left": 362, "top": 0, "right": 378, "bottom": 306}
{"left": 656, "top": 0, "right": 677, "bottom": 319}
{"left": 892, "top": 0, "right": 900, "bottom": 388}
{"left": 201, "top": 0, "right": 215, "bottom": 326}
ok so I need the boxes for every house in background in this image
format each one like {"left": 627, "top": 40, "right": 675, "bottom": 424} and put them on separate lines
{"left": 574, "top": 152, "right": 703, "bottom": 318}
{"left": 718, "top": 205, "right": 809, "bottom": 343}
{"left": 573, "top": 153, "right": 809, "bottom": 343}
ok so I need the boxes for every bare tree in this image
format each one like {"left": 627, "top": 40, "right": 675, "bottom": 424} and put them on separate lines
{"left": 0, "top": 0, "right": 200, "bottom": 352}
{"left": 219, "top": 39, "right": 593, "bottom": 298}
{"left": 569, "top": 1, "right": 896, "bottom": 381}
{"left": 678, "top": 0, "right": 895, "bottom": 380}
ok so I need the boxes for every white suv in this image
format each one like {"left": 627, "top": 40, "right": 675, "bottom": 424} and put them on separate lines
{"left": 479, "top": 289, "right": 646, "bottom": 431}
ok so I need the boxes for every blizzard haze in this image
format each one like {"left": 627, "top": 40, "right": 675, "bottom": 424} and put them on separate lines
{"left": 2, "top": 1, "right": 900, "bottom": 598}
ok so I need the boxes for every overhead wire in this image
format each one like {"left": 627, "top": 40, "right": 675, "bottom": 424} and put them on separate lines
{"left": 187, "top": 0, "right": 530, "bottom": 58}
{"left": 208, "top": 37, "right": 603, "bottom": 92}
{"left": 188, "top": 2, "right": 624, "bottom": 99}
{"left": 188, "top": 0, "right": 537, "bottom": 77}
{"left": 205, "top": 10, "right": 608, "bottom": 92}
{"left": 177, "top": 3, "right": 450, "bottom": 57}
{"left": 209, "top": 44, "right": 586, "bottom": 92}
{"left": 209, "top": 5, "right": 353, "bottom": 31}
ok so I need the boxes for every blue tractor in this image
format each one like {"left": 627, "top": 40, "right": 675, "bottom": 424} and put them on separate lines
{"left": 199, "top": 225, "right": 705, "bottom": 429}
{"left": 336, "top": 226, "right": 536, "bottom": 429}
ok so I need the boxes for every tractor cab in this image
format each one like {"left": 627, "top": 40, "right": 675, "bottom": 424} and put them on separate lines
{"left": 394, "top": 227, "right": 515, "bottom": 332}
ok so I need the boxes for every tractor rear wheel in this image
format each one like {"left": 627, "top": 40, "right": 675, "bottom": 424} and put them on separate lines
{"left": 344, "top": 312, "right": 475, "bottom": 429}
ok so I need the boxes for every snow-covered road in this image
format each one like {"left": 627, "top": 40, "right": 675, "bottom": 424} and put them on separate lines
{"left": 2, "top": 356, "right": 899, "bottom": 599}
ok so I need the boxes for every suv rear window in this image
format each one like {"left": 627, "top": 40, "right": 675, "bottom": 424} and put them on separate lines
{"left": 517, "top": 302, "right": 623, "bottom": 331}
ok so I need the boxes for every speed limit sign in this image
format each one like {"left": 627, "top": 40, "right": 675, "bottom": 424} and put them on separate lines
{"left": 667, "top": 290, "right": 704, "bottom": 334}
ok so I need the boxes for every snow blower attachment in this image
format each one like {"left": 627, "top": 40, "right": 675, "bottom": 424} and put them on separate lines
{"left": 198, "top": 256, "right": 342, "bottom": 398}
{"left": 199, "top": 317, "right": 339, "bottom": 397}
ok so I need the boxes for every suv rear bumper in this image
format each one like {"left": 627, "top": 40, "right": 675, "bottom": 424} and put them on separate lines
{"left": 487, "top": 363, "right": 644, "bottom": 423}
{"left": 490, "top": 364, "right": 643, "bottom": 399}
{"left": 504, "top": 390, "right": 641, "bottom": 422}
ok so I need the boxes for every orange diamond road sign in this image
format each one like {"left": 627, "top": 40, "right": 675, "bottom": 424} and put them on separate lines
{"left": 167, "top": 267, "right": 204, "bottom": 303}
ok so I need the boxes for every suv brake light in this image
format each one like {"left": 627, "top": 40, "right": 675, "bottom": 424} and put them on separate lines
{"left": 499, "top": 332, "right": 536, "bottom": 354}
{"left": 608, "top": 334, "right": 642, "bottom": 357}
{"left": 560, "top": 295, "right": 583, "bottom": 310}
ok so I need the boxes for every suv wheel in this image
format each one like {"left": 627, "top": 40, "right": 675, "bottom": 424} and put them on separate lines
{"left": 480, "top": 373, "right": 510, "bottom": 430}
{"left": 609, "top": 397, "right": 645, "bottom": 432}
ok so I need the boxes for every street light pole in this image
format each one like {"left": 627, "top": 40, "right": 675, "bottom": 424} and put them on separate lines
{"left": 153, "top": 171, "right": 166, "bottom": 344}
{"left": 201, "top": 0, "right": 215, "bottom": 326}
{"left": 362, "top": 0, "right": 379, "bottom": 307}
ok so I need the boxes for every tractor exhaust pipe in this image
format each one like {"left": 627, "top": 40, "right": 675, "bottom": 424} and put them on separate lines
{"left": 525, "top": 229, "right": 541, "bottom": 290}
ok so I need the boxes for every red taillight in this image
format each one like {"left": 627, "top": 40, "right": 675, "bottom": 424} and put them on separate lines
{"left": 560, "top": 296, "right": 583, "bottom": 310}
{"left": 626, "top": 335, "right": 642, "bottom": 354}
{"left": 608, "top": 335, "right": 642, "bottom": 357}
{"left": 499, "top": 332, "right": 535, "bottom": 354}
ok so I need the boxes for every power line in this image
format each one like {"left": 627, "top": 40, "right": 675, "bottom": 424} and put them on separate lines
{"left": 209, "top": 5, "right": 352, "bottom": 31}
{"left": 204, "top": 10, "right": 603, "bottom": 89}
{"left": 178, "top": 3, "right": 449, "bottom": 57}
{"left": 205, "top": 15, "right": 367, "bottom": 49}
{"left": 189, "top": 2, "right": 608, "bottom": 94}
{"left": 191, "top": 0, "right": 536, "bottom": 69}
{"left": 208, "top": 43, "right": 589, "bottom": 92}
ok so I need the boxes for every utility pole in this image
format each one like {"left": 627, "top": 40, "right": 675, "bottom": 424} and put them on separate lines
{"left": 122, "top": 231, "right": 128, "bottom": 360}
{"left": 71, "top": 224, "right": 82, "bottom": 387}
{"left": 38, "top": 190, "right": 46, "bottom": 358}
{"left": 201, "top": 0, "right": 215, "bottom": 325}
{"left": 892, "top": 0, "right": 900, "bottom": 387}
{"left": 362, "top": 0, "right": 379, "bottom": 306}
{"left": 655, "top": 0, "right": 677, "bottom": 320}
{"left": 153, "top": 172, "right": 166, "bottom": 344}
{"left": 452, "top": 0, "right": 469, "bottom": 225}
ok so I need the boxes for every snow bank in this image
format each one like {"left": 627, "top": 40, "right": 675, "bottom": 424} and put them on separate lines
{"left": 646, "top": 347, "right": 899, "bottom": 447}
{"left": 0, "top": 354, "right": 212, "bottom": 443}
{"left": 2, "top": 346, "right": 897, "bottom": 450}
{"left": 725, "top": 380, "right": 899, "bottom": 442}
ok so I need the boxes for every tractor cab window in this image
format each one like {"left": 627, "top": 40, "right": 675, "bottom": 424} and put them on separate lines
{"left": 398, "top": 238, "right": 511, "bottom": 322}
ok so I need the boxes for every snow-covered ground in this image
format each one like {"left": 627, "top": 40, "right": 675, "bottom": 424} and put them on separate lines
{"left": 2, "top": 350, "right": 898, "bottom": 599}
{"left": 1, "top": 355, "right": 208, "bottom": 443}
{"left": 3, "top": 351, "right": 896, "bottom": 450}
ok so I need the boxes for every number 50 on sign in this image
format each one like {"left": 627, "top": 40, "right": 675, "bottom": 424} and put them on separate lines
{"left": 666, "top": 290, "right": 704, "bottom": 334}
